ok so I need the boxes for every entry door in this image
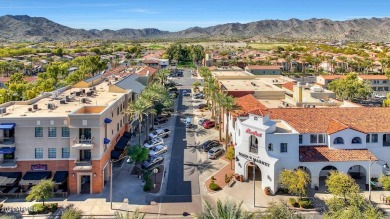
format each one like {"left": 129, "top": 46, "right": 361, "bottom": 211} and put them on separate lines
{"left": 80, "top": 175, "right": 91, "bottom": 194}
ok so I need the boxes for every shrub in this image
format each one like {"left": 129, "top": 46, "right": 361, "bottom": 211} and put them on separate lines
{"left": 143, "top": 174, "right": 153, "bottom": 192}
{"left": 298, "top": 199, "right": 313, "bottom": 209}
{"left": 209, "top": 181, "right": 221, "bottom": 191}
{"left": 387, "top": 196, "right": 390, "bottom": 201}
{"left": 288, "top": 198, "right": 296, "bottom": 207}
{"left": 211, "top": 176, "right": 216, "bottom": 181}
{"left": 380, "top": 175, "right": 390, "bottom": 191}
{"left": 48, "top": 203, "right": 58, "bottom": 213}
{"left": 224, "top": 174, "right": 233, "bottom": 184}
{"left": 28, "top": 203, "right": 48, "bottom": 215}
{"left": 61, "top": 207, "right": 82, "bottom": 219}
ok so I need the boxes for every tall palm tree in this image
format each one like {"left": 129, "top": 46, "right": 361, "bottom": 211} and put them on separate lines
{"left": 215, "top": 92, "right": 226, "bottom": 141}
{"left": 222, "top": 95, "right": 236, "bottom": 149}
{"left": 194, "top": 200, "right": 254, "bottom": 219}
{"left": 127, "top": 97, "right": 153, "bottom": 144}
{"left": 156, "top": 69, "right": 171, "bottom": 85}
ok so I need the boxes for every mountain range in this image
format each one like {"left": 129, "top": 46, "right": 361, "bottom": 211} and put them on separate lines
{"left": 1, "top": 15, "right": 390, "bottom": 42}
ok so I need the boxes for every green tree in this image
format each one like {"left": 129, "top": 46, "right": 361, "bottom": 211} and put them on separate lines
{"left": 261, "top": 201, "right": 303, "bottom": 219}
{"left": 25, "top": 180, "right": 55, "bottom": 206}
{"left": 192, "top": 81, "right": 201, "bottom": 92}
{"left": 279, "top": 169, "right": 310, "bottom": 198}
{"left": 155, "top": 69, "right": 171, "bottom": 85}
{"left": 327, "top": 73, "right": 372, "bottom": 101}
{"left": 379, "top": 175, "right": 390, "bottom": 190}
{"left": 225, "top": 147, "right": 235, "bottom": 170}
{"left": 61, "top": 207, "right": 83, "bottom": 219}
{"left": 127, "top": 144, "right": 149, "bottom": 163}
{"left": 114, "top": 209, "right": 145, "bottom": 219}
{"left": 221, "top": 95, "right": 235, "bottom": 148}
{"left": 127, "top": 97, "right": 153, "bottom": 144}
{"left": 194, "top": 199, "right": 254, "bottom": 219}
{"left": 325, "top": 171, "right": 360, "bottom": 202}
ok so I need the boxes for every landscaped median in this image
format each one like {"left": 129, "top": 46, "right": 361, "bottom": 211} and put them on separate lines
{"left": 204, "top": 157, "right": 235, "bottom": 193}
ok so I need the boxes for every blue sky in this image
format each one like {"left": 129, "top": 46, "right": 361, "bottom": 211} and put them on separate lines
{"left": 0, "top": 0, "right": 389, "bottom": 31}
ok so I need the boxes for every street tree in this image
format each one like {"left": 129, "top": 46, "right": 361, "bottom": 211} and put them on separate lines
{"left": 25, "top": 180, "right": 55, "bottom": 206}
{"left": 261, "top": 201, "right": 303, "bottom": 219}
{"left": 225, "top": 147, "right": 235, "bottom": 170}
{"left": 194, "top": 199, "right": 254, "bottom": 219}
{"left": 127, "top": 144, "right": 149, "bottom": 163}
{"left": 279, "top": 169, "right": 310, "bottom": 198}
{"left": 325, "top": 171, "right": 360, "bottom": 202}
{"left": 327, "top": 73, "right": 372, "bottom": 101}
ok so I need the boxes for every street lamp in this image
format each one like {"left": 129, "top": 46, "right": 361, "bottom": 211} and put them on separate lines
{"left": 368, "top": 156, "right": 389, "bottom": 201}
{"left": 110, "top": 155, "right": 130, "bottom": 209}
{"left": 153, "top": 168, "right": 159, "bottom": 189}
{"left": 253, "top": 163, "right": 256, "bottom": 207}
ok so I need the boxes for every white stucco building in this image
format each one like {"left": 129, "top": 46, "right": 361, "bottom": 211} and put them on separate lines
{"left": 227, "top": 95, "right": 390, "bottom": 194}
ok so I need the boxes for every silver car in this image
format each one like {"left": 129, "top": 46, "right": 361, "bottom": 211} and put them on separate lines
{"left": 149, "top": 145, "right": 168, "bottom": 156}
{"left": 207, "top": 148, "right": 224, "bottom": 159}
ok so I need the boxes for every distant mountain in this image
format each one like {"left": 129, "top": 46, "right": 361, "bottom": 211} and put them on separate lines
{"left": 1, "top": 15, "right": 390, "bottom": 42}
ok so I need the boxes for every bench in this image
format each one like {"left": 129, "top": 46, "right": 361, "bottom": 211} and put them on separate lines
{"left": 228, "top": 179, "right": 236, "bottom": 187}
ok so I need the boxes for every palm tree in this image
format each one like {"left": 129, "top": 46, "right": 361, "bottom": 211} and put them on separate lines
{"left": 127, "top": 97, "right": 153, "bottom": 144}
{"left": 215, "top": 92, "right": 226, "bottom": 141}
{"left": 114, "top": 209, "right": 145, "bottom": 219}
{"left": 221, "top": 95, "right": 236, "bottom": 149}
{"left": 156, "top": 69, "right": 171, "bottom": 85}
{"left": 194, "top": 200, "right": 255, "bottom": 219}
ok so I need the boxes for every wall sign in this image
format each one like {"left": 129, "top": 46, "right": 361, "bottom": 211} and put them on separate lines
{"left": 245, "top": 128, "right": 262, "bottom": 137}
{"left": 238, "top": 152, "right": 270, "bottom": 167}
{"left": 31, "top": 164, "right": 47, "bottom": 171}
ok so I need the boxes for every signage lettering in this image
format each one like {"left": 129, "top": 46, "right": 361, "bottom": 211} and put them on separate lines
{"left": 238, "top": 152, "right": 270, "bottom": 167}
{"left": 31, "top": 164, "right": 47, "bottom": 171}
{"left": 245, "top": 128, "right": 262, "bottom": 137}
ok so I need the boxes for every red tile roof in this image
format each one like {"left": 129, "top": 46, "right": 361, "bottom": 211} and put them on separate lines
{"left": 299, "top": 146, "right": 377, "bottom": 162}
{"left": 232, "top": 94, "right": 267, "bottom": 118}
{"left": 319, "top": 75, "right": 346, "bottom": 80}
{"left": 326, "top": 119, "right": 349, "bottom": 134}
{"left": 144, "top": 59, "right": 160, "bottom": 64}
{"left": 282, "top": 82, "right": 294, "bottom": 91}
{"left": 358, "top": 75, "right": 388, "bottom": 80}
{"left": 136, "top": 66, "right": 158, "bottom": 76}
{"left": 265, "top": 108, "right": 390, "bottom": 133}
{"left": 246, "top": 65, "right": 281, "bottom": 70}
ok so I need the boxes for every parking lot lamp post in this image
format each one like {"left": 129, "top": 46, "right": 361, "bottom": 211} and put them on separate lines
{"left": 253, "top": 163, "right": 256, "bottom": 207}
{"left": 153, "top": 168, "right": 158, "bottom": 188}
{"left": 368, "top": 156, "right": 389, "bottom": 201}
{"left": 110, "top": 156, "right": 130, "bottom": 209}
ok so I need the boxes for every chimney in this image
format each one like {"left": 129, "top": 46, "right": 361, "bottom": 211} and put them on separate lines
{"left": 146, "top": 70, "right": 150, "bottom": 76}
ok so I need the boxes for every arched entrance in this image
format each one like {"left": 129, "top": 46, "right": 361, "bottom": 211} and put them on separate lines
{"left": 246, "top": 161, "right": 262, "bottom": 182}
{"left": 347, "top": 165, "right": 367, "bottom": 190}
{"left": 319, "top": 165, "right": 337, "bottom": 192}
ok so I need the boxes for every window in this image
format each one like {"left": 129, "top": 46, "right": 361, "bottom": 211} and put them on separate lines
{"left": 249, "top": 135, "right": 258, "bottom": 153}
{"left": 299, "top": 135, "right": 303, "bottom": 144}
{"left": 333, "top": 137, "right": 344, "bottom": 144}
{"left": 280, "top": 143, "right": 287, "bottom": 153}
{"left": 35, "top": 127, "right": 43, "bottom": 137}
{"left": 366, "top": 134, "right": 378, "bottom": 143}
{"left": 35, "top": 148, "right": 43, "bottom": 159}
{"left": 310, "top": 134, "right": 325, "bottom": 144}
{"left": 352, "top": 137, "right": 362, "bottom": 144}
{"left": 48, "top": 148, "right": 56, "bottom": 158}
{"left": 48, "top": 127, "right": 56, "bottom": 137}
{"left": 62, "top": 148, "right": 70, "bottom": 158}
{"left": 117, "top": 123, "right": 119, "bottom": 131}
{"left": 383, "top": 134, "right": 390, "bottom": 146}
{"left": 268, "top": 143, "right": 273, "bottom": 151}
{"left": 117, "top": 107, "right": 119, "bottom": 115}
{"left": 62, "top": 127, "right": 70, "bottom": 137}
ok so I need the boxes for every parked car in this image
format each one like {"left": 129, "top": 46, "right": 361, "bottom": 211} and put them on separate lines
{"left": 207, "top": 148, "right": 224, "bottom": 159}
{"left": 154, "top": 117, "right": 168, "bottom": 125}
{"left": 196, "top": 104, "right": 207, "bottom": 109}
{"left": 375, "top": 93, "right": 386, "bottom": 99}
{"left": 144, "top": 137, "right": 164, "bottom": 148}
{"left": 183, "top": 90, "right": 191, "bottom": 96}
{"left": 149, "top": 145, "right": 168, "bottom": 156}
{"left": 149, "top": 129, "right": 170, "bottom": 139}
{"left": 142, "top": 155, "right": 164, "bottom": 169}
{"left": 198, "top": 118, "right": 208, "bottom": 125}
{"left": 175, "top": 82, "right": 183, "bottom": 86}
{"left": 193, "top": 93, "right": 204, "bottom": 99}
{"left": 160, "top": 112, "right": 171, "bottom": 117}
{"left": 201, "top": 140, "right": 221, "bottom": 152}
{"left": 203, "top": 120, "right": 216, "bottom": 129}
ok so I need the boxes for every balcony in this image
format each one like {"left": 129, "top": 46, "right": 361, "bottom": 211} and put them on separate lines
{"left": 0, "top": 137, "right": 15, "bottom": 147}
{"left": 73, "top": 159, "right": 92, "bottom": 171}
{"left": 0, "top": 159, "right": 17, "bottom": 168}
{"left": 72, "top": 137, "right": 94, "bottom": 149}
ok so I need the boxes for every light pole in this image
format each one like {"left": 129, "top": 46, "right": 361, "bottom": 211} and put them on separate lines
{"left": 368, "top": 156, "right": 389, "bottom": 201}
{"left": 153, "top": 168, "right": 158, "bottom": 188}
{"left": 110, "top": 155, "right": 130, "bottom": 209}
{"left": 253, "top": 163, "right": 256, "bottom": 207}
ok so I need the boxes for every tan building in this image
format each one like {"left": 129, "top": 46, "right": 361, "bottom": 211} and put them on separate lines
{"left": 0, "top": 81, "right": 133, "bottom": 194}
{"left": 245, "top": 65, "right": 282, "bottom": 75}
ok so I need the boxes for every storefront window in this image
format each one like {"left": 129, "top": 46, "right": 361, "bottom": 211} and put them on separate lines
{"left": 249, "top": 135, "right": 258, "bottom": 154}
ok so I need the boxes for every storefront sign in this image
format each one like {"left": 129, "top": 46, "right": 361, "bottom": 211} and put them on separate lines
{"left": 31, "top": 164, "right": 47, "bottom": 171}
{"left": 238, "top": 152, "right": 270, "bottom": 167}
{"left": 245, "top": 128, "right": 262, "bottom": 137}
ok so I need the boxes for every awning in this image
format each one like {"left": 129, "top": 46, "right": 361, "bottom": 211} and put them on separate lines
{"left": 0, "top": 172, "right": 21, "bottom": 186}
{"left": 104, "top": 138, "right": 110, "bottom": 144}
{"left": 0, "top": 147, "right": 16, "bottom": 154}
{"left": 52, "top": 171, "right": 68, "bottom": 185}
{"left": 111, "top": 150, "right": 122, "bottom": 160}
{"left": 19, "top": 171, "right": 51, "bottom": 186}
{"left": 123, "top": 131, "right": 132, "bottom": 138}
{"left": 0, "top": 123, "right": 15, "bottom": 130}
{"left": 104, "top": 118, "right": 112, "bottom": 124}
{"left": 114, "top": 135, "right": 130, "bottom": 151}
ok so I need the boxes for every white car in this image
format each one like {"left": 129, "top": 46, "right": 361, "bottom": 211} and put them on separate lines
{"left": 149, "top": 129, "right": 171, "bottom": 139}
{"left": 144, "top": 137, "right": 164, "bottom": 149}
{"left": 149, "top": 145, "right": 168, "bottom": 156}
{"left": 375, "top": 93, "right": 386, "bottom": 99}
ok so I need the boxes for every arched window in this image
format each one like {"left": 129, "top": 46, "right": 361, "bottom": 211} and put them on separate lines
{"left": 333, "top": 137, "right": 344, "bottom": 144}
{"left": 268, "top": 143, "right": 273, "bottom": 151}
{"left": 249, "top": 135, "right": 258, "bottom": 153}
{"left": 352, "top": 137, "right": 362, "bottom": 144}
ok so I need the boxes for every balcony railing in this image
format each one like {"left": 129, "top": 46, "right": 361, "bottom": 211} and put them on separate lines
{"left": 73, "top": 159, "right": 92, "bottom": 171}
{"left": 0, "top": 159, "right": 17, "bottom": 168}
{"left": 0, "top": 137, "right": 15, "bottom": 146}
{"left": 72, "top": 137, "right": 94, "bottom": 149}
{"left": 249, "top": 145, "right": 258, "bottom": 154}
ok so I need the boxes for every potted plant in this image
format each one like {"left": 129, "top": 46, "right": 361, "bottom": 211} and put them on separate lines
{"left": 264, "top": 186, "right": 271, "bottom": 195}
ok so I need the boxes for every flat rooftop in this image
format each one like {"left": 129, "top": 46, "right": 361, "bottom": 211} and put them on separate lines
{"left": 212, "top": 70, "right": 254, "bottom": 77}
{"left": 220, "top": 79, "right": 284, "bottom": 92}
{"left": 0, "top": 82, "right": 125, "bottom": 118}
